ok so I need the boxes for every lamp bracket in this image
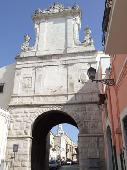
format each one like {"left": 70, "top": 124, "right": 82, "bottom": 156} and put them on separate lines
{"left": 92, "top": 79, "right": 115, "bottom": 86}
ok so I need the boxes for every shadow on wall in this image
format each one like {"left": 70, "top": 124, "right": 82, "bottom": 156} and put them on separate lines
{"left": 31, "top": 79, "right": 104, "bottom": 170}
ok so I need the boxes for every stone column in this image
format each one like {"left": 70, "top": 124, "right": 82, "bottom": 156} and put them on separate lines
{"left": 78, "top": 134, "right": 105, "bottom": 170}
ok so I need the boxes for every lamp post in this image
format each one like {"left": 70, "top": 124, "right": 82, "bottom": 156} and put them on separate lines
{"left": 13, "top": 144, "right": 18, "bottom": 159}
{"left": 11, "top": 144, "right": 18, "bottom": 170}
{"left": 87, "top": 67, "right": 115, "bottom": 86}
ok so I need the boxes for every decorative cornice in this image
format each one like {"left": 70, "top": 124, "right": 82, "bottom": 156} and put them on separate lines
{"left": 102, "top": 0, "right": 112, "bottom": 46}
{"left": 9, "top": 92, "right": 99, "bottom": 107}
{"left": 32, "top": 3, "right": 80, "bottom": 21}
{"left": 16, "top": 49, "right": 97, "bottom": 59}
{"left": 8, "top": 135, "right": 33, "bottom": 139}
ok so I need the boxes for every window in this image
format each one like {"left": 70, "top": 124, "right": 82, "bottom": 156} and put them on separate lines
{"left": 0, "top": 83, "right": 4, "bottom": 93}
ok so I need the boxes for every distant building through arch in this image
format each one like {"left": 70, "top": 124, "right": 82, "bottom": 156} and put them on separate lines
{"left": 32, "top": 110, "right": 78, "bottom": 169}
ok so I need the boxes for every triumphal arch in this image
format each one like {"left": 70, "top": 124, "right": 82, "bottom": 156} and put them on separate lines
{"left": 6, "top": 3, "right": 105, "bottom": 170}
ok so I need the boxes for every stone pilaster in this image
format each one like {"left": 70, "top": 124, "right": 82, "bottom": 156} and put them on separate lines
{"left": 79, "top": 134, "right": 105, "bottom": 170}
{"left": 6, "top": 137, "right": 32, "bottom": 170}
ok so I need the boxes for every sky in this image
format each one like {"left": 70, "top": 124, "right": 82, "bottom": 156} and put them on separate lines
{"left": 0, "top": 0, "right": 105, "bottom": 143}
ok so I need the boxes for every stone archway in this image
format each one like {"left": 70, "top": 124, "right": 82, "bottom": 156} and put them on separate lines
{"left": 7, "top": 101, "right": 105, "bottom": 170}
{"left": 31, "top": 110, "right": 78, "bottom": 170}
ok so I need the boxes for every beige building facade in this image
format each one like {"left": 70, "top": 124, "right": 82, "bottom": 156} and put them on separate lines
{"left": 49, "top": 124, "right": 78, "bottom": 162}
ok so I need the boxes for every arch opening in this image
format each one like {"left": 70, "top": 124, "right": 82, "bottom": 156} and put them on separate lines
{"left": 31, "top": 110, "right": 78, "bottom": 170}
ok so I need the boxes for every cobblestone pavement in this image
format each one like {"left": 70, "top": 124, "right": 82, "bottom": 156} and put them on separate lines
{"left": 59, "top": 165, "right": 79, "bottom": 170}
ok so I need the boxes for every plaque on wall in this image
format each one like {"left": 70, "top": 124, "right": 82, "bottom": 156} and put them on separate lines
{"left": 23, "top": 77, "right": 32, "bottom": 88}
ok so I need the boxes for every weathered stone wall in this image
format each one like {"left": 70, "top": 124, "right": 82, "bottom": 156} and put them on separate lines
{"left": 0, "top": 108, "right": 10, "bottom": 166}
{"left": 6, "top": 97, "right": 105, "bottom": 170}
{"left": 5, "top": 50, "right": 105, "bottom": 170}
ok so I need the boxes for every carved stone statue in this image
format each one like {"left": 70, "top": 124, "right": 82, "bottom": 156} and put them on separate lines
{"left": 21, "top": 34, "right": 31, "bottom": 52}
{"left": 83, "top": 27, "right": 94, "bottom": 46}
{"left": 73, "top": 16, "right": 81, "bottom": 44}
{"left": 32, "top": 3, "right": 81, "bottom": 21}
{"left": 72, "top": 4, "right": 80, "bottom": 10}
{"left": 49, "top": 3, "right": 64, "bottom": 13}
{"left": 34, "top": 8, "right": 42, "bottom": 15}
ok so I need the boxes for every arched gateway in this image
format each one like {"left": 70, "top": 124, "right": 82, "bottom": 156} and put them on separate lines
{"left": 32, "top": 110, "right": 78, "bottom": 170}
{"left": 6, "top": 3, "right": 105, "bottom": 170}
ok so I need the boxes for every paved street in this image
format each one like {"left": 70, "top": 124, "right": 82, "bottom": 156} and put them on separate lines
{"left": 59, "top": 165, "right": 79, "bottom": 170}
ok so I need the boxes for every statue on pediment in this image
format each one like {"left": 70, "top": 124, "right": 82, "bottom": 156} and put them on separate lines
{"left": 34, "top": 8, "right": 42, "bottom": 15}
{"left": 72, "top": 4, "right": 80, "bottom": 10}
{"left": 21, "top": 34, "right": 31, "bottom": 51}
{"left": 83, "top": 27, "right": 94, "bottom": 46}
{"left": 49, "top": 3, "right": 64, "bottom": 13}
{"left": 73, "top": 16, "right": 81, "bottom": 44}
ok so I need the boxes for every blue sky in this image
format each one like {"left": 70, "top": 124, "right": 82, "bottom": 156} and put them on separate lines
{"left": 0, "top": 0, "right": 105, "bottom": 143}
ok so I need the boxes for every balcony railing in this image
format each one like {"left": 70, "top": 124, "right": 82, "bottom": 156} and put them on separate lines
{"left": 102, "top": 0, "right": 112, "bottom": 46}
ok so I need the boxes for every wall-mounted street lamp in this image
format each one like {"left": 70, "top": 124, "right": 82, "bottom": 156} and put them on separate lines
{"left": 13, "top": 144, "right": 19, "bottom": 159}
{"left": 87, "top": 67, "right": 115, "bottom": 86}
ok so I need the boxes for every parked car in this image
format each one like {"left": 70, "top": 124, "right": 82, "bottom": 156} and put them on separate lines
{"left": 66, "top": 159, "right": 73, "bottom": 165}
{"left": 49, "top": 160, "right": 59, "bottom": 170}
{"left": 72, "top": 160, "right": 78, "bottom": 165}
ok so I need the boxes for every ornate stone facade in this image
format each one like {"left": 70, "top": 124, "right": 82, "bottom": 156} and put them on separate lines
{"left": 4, "top": 3, "right": 105, "bottom": 170}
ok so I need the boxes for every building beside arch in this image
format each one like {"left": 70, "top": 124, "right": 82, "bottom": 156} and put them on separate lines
{"left": 101, "top": 0, "right": 127, "bottom": 169}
